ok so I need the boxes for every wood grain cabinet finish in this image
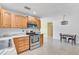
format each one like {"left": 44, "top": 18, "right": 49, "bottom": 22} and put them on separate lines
{"left": 11, "top": 14, "right": 20, "bottom": 28}
{"left": 11, "top": 14, "right": 28, "bottom": 28}
{"left": 36, "top": 17, "right": 41, "bottom": 28}
{"left": 13, "top": 36, "right": 30, "bottom": 54}
{"left": 0, "top": 8, "right": 27, "bottom": 28}
{"left": 28, "top": 16, "right": 41, "bottom": 28}
{"left": 19, "top": 16, "right": 28, "bottom": 28}
{"left": 11, "top": 14, "right": 19, "bottom": 28}
{"left": 0, "top": 8, "right": 11, "bottom": 28}
{"left": 40, "top": 34, "right": 43, "bottom": 47}
{"left": 12, "top": 15, "right": 22, "bottom": 28}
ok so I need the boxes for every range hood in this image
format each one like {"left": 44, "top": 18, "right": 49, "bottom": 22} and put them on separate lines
{"left": 27, "top": 22, "right": 37, "bottom": 29}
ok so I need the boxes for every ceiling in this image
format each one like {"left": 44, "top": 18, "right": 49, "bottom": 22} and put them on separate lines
{"left": 0, "top": 3, "right": 79, "bottom": 17}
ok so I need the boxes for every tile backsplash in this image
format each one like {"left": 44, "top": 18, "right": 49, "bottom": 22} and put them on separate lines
{"left": 0, "top": 28, "right": 26, "bottom": 36}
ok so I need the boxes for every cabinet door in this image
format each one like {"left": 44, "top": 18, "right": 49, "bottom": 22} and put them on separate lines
{"left": 1, "top": 9, "right": 11, "bottom": 28}
{"left": 13, "top": 36, "right": 30, "bottom": 54}
{"left": 11, "top": 14, "right": 21, "bottom": 28}
{"left": 15, "top": 15, "right": 21, "bottom": 28}
{"left": 47, "top": 22, "right": 53, "bottom": 38}
{"left": 28, "top": 16, "right": 41, "bottom": 28}
{"left": 11, "top": 14, "right": 27, "bottom": 28}
{"left": 32, "top": 17, "right": 41, "bottom": 28}
{"left": 39, "top": 19, "right": 41, "bottom": 28}
{"left": 40, "top": 34, "right": 43, "bottom": 47}
{"left": 19, "top": 16, "right": 27, "bottom": 28}
{"left": 21, "top": 16, "right": 27, "bottom": 28}
{"left": 28, "top": 16, "right": 36, "bottom": 24}
{"left": 11, "top": 14, "right": 16, "bottom": 28}
{"left": 35, "top": 18, "right": 41, "bottom": 28}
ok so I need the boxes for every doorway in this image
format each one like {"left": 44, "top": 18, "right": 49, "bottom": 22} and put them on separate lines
{"left": 47, "top": 22, "right": 53, "bottom": 38}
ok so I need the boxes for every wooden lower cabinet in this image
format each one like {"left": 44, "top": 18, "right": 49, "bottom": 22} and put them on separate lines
{"left": 40, "top": 34, "right": 44, "bottom": 47}
{"left": 13, "top": 36, "right": 30, "bottom": 54}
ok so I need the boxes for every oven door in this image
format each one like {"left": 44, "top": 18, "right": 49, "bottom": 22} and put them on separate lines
{"left": 31, "top": 35, "right": 40, "bottom": 43}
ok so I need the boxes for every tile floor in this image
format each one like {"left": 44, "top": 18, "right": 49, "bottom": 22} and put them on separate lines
{"left": 20, "top": 38, "right": 79, "bottom": 55}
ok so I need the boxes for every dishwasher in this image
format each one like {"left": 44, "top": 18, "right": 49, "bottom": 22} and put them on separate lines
{"left": 0, "top": 39, "right": 12, "bottom": 55}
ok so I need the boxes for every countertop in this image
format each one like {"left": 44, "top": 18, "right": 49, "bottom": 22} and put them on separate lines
{"left": 12, "top": 34, "right": 29, "bottom": 38}
{"left": 0, "top": 34, "right": 29, "bottom": 40}
{"left": 0, "top": 34, "right": 30, "bottom": 55}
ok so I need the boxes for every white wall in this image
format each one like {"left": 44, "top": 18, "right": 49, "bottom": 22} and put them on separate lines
{"left": 40, "top": 4, "right": 79, "bottom": 43}
{"left": 41, "top": 16, "right": 61, "bottom": 40}
{"left": 41, "top": 14, "right": 79, "bottom": 43}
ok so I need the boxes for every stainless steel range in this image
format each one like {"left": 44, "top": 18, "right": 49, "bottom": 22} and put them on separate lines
{"left": 26, "top": 30, "right": 40, "bottom": 50}
{"left": 26, "top": 22, "right": 40, "bottom": 50}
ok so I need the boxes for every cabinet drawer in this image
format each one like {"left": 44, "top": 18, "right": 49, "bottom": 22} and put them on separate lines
{"left": 14, "top": 41, "right": 23, "bottom": 45}
{"left": 23, "top": 40, "right": 29, "bottom": 44}
{"left": 20, "top": 36, "right": 29, "bottom": 39}
{"left": 14, "top": 40, "right": 29, "bottom": 47}
{"left": 25, "top": 45, "right": 29, "bottom": 49}
{"left": 23, "top": 39, "right": 29, "bottom": 41}
{"left": 13, "top": 36, "right": 30, "bottom": 54}
{"left": 23, "top": 42, "right": 29, "bottom": 45}
{"left": 17, "top": 46, "right": 28, "bottom": 52}
{"left": 16, "top": 44, "right": 29, "bottom": 49}
{"left": 21, "top": 44, "right": 29, "bottom": 49}
{"left": 18, "top": 40, "right": 24, "bottom": 44}
{"left": 22, "top": 45, "right": 29, "bottom": 50}
{"left": 17, "top": 48, "right": 26, "bottom": 53}
{"left": 18, "top": 43, "right": 25, "bottom": 47}
{"left": 18, "top": 47, "right": 25, "bottom": 50}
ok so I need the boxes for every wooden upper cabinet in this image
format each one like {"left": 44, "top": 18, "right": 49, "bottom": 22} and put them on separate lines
{"left": 11, "top": 14, "right": 16, "bottom": 28}
{"left": 0, "top": 8, "right": 11, "bottom": 28}
{"left": 16, "top": 15, "right": 27, "bottom": 28}
{"left": 11, "top": 14, "right": 19, "bottom": 28}
{"left": 11, "top": 14, "right": 22, "bottom": 28}
{"left": 15, "top": 15, "right": 21, "bottom": 28}
{"left": 35, "top": 17, "right": 41, "bottom": 28}
{"left": 28, "top": 16, "right": 41, "bottom": 28}
{"left": 20, "top": 16, "right": 28, "bottom": 28}
{"left": 11, "top": 14, "right": 27, "bottom": 28}
{"left": 0, "top": 8, "right": 28, "bottom": 28}
{"left": 27, "top": 16, "right": 34, "bottom": 24}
